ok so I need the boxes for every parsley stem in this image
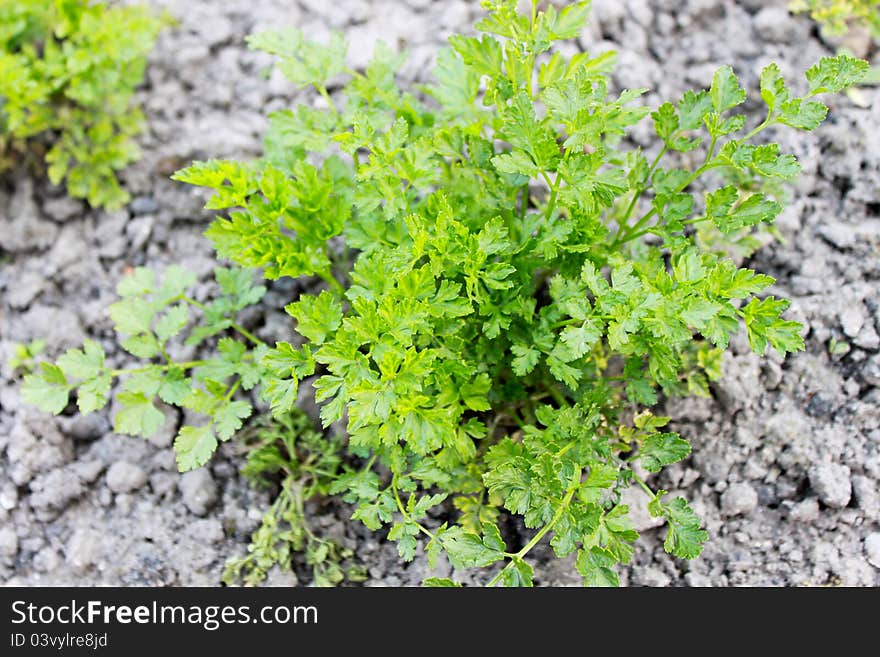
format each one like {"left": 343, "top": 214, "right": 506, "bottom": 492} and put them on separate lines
{"left": 178, "top": 295, "right": 265, "bottom": 346}
{"left": 618, "top": 144, "right": 667, "bottom": 229}
{"left": 519, "top": 183, "right": 529, "bottom": 221}
{"left": 392, "top": 480, "right": 436, "bottom": 541}
{"left": 223, "top": 378, "right": 241, "bottom": 402}
{"left": 742, "top": 114, "right": 776, "bottom": 142}
{"left": 108, "top": 360, "right": 209, "bottom": 377}
{"left": 541, "top": 171, "right": 560, "bottom": 221}
{"left": 612, "top": 113, "right": 778, "bottom": 247}
{"left": 316, "top": 84, "right": 339, "bottom": 119}
{"left": 630, "top": 470, "right": 656, "bottom": 499}
{"left": 612, "top": 160, "right": 721, "bottom": 246}
{"left": 231, "top": 323, "right": 264, "bottom": 347}
{"left": 546, "top": 383, "right": 568, "bottom": 407}
{"left": 319, "top": 270, "right": 346, "bottom": 296}
{"left": 179, "top": 295, "right": 207, "bottom": 311}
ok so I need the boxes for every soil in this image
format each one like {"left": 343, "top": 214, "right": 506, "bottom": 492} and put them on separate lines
{"left": 1, "top": 0, "right": 878, "bottom": 587}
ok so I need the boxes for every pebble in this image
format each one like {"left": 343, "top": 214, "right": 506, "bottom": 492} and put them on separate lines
{"left": 126, "top": 215, "right": 155, "bottom": 252}
{"left": 6, "top": 420, "right": 73, "bottom": 487}
{"left": 0, "top": 209, "right": 59, "bottom": 252}
{"left": 839, "top": 306, "right": 865, "bottom": 338}
{"left": 721, "top": 482, "right": 759, "bottom": 516}
{"left": 0, "top": 526, "right": 18, "bottom": 558}
{"left": 179, "top": 469, "right": 218, "bottom": 516}
{"left": 14, "top": 304, "right": 85, "bottom": 352}
{"left": 129, "top": 195, "right": 159, "bottom": 215}
{"left": 0, "top": 180, "right": 59, "bottom": 252}
{"left": 0, "top": 482, "right": 18, "bottom": 511}
{"left": 5, "top": 271, "right": 45, "bottom": 309}
{"left": 852, "top": 476, "right": 880, "bottom": 521}
{"left": 808, "top": 462, "right": 852, "bottom": 509}
{"left": 684, "top": 571, "right": 713, "bottom": 587}
{"left": 66, "top": 528, "right": 104, "bottom": 570}
{"left": 789, "top": 497, "right": 820, "bottom": 523}
{"left": 854, "top": 325, "right": 880, "bottom": 351}
{"left": 817, "top": 222, "right": 855, "bottom": 249}
{"left": 42, "top": 196, "right": 83, "bottom": 223}
{"left": 632, "top": 566, "right": 671, "bottom": 587}
{"left": 190, "top": 519, "right": 225, "bottom": 544}
{"left": 72, "top": 460, "right": 105, "bottom": 484}
{"left": 861, "top": 355, "right": 880, "bottom": 387}
{"left": 59, "top": 413, "right": 111, "bottom": 442}
{"left": 33, "top": 547, "right": 61, "bottom": 572}
{"left": 106, "top": 462, "right": 148, "bottom": 494}
{"left": 46, "top": 226, "right": 89, "bottom": 274}
{"left": 865, "top": 534, "right": 880, "bottom": 569}
{"left": 149, "top": 472, "right": 178, "bottom": 499}
{"left": 94, "top": 210, "right": 129, "bottom": 259}
{"left": 29, "top": 468, "right": 85, "bottom": 514}
{"left": 753, "top": 6, "right": 797, "bottom": 43}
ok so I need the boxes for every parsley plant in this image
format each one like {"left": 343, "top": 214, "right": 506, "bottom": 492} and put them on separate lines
{"left": 790, "top": 0, "right": 880, "bottom": 36}
{"left": 0, "top": 0, "right": 165, "bottom": 208}
{"left": 21, "top": 0, "right": 868, "bottom": 586}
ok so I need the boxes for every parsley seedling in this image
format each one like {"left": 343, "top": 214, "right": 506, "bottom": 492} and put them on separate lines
{"left": 21, "top": 0, "right": 869, "bottom": 586}
{"left": 0, "top": 0, "right": 166, "bottom": 208}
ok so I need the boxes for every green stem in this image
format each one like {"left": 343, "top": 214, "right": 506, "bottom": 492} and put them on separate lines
{"left": 612, "top": 160, "right": 721, "bottom": 246}
{"left": 546, "top": 383, "right": 568, "bottom": 407}
{"left": 316, "top": 84, "right": 339, "bottom": 119}
{"left": 630, "top": 470, "right": 656, "bottom": 499}
{"left": 618, "top": 144, "right": 668, "bottom": 228}
{"left": 742, "top": 115, "right": 776, "bottom": 142}
{"left": 223, "top": 378, "right": 241, "bottom": 402}
{"left": 486, "top": 467, "right": 583, "bottom": 587}
{"left": 541, "top": 171, "right": 560, "bottom": 221}
{"left": 177, "top": 295, "right": 265, "bottom": 346}
{"left": 319, "top": 270, "right": 346, "bottom": 296}
{"left": 519, "top": 183, "right": 529, "bottom": 222}
{"left": 108, "top": 360, "right": 209, "bottom": 377}
{"left": 178, "top": 295, "right": 207, "bottom": 311}
{"left": 392, "top": 481, "right": 436, "bottom": 541}
{"left": 231, "top": 323, "right": 265, "bottom": 347}
{"left": 611, "top": 116, "right": 777, "bottom": 247}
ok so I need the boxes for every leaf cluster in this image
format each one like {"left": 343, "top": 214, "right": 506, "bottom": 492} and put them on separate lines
{"left": 0, "top": 0, "right": 166, "bottom": 207}
{"left": 789, "top": 0, "right": 880, "bottom": 37}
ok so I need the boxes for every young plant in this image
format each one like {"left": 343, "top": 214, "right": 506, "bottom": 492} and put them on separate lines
{"left": 0, "top": 0, "right": 165, "bottom": 208}
{"left": 21, "top": 1, "right": 868, "bottom": 586}
{"left": 7, "top": 338, "right": 46, "bottom": 375}
{"left": 223, "top": 411, "right": 367, "bottom": 587}
{"left": 790, "top": 0, "right": 880, "bottom": 36}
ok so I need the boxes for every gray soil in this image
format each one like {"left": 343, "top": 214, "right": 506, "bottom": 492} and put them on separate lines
{"left": 1, "top": 0, "right": 878, "bottom": 587}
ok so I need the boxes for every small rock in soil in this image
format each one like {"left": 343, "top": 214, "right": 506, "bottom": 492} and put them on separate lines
{"left": 129, "top": 195, "right": 160, "bottom": 215}
{"left": 753, "top": 6, "right": 797, "bottom": 43}
{"left": 0, "top": 526, "right": 18, "bottom": 559}
{"left": 66, "top": 528, "right": 104, "bottom": 571}
{"left": 106, "top": 462, "right": 148, "bottom": 494}
{"left": 808, "top": 462, "right": 852, "bottom": 509}
{"left": 0, "top": 180, "right": 58, "bottom": 252}
{"left": 865, "top": 533, "right": 880, "bottom": 569}
{"left": 839, "top": 305, "right": 865, "bottom": 338}
{"left": 42, "top": 196, "right": 84, "bottom": 223}
{"left": 179, "top": 469, "right": 218, "bottom": 516}
{"left": 721, "top": 482, "right": 759, "bottom": 516}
